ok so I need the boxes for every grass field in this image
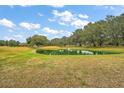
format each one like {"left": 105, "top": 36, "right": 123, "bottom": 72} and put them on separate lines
{"left": 0, "top": 46, "right": 124, "bottom": 87}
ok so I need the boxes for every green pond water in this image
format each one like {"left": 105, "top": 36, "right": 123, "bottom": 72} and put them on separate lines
{"left": 36, "top": 49, "right": 120, "bottom": 55}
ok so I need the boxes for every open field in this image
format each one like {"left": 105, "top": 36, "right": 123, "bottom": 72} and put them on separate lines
{"left": 0, "top": 46, "right": 124, "bottom": 87}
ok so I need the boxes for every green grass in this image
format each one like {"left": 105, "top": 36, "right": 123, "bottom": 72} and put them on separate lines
{"left": 0, "top": 46, "right": 124, "bottom": 87}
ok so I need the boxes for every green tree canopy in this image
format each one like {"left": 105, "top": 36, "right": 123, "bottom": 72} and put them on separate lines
{"left": 26, "top": 35, "right": 49, "bottom": 47}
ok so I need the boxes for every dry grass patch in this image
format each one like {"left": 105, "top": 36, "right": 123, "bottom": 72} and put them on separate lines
{"left": 41, "top": 46, "right": 63, "bottom": 50}
{"left": 0, "top": 46, "right": 124, "bottom": 87}
{"left": 26, "top": 58, "right": 44, "bottom": 65}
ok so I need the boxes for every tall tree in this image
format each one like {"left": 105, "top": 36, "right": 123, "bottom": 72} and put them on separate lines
{"left": 26, "top": 35, "right": 49, "bottom": 47}
{"left": 105, "top": 15, "right": 122, "bottom": 46}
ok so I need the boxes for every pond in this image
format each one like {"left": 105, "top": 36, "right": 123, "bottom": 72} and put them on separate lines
{"left": 36, "top": 49, "right": 120, "bottom": 55}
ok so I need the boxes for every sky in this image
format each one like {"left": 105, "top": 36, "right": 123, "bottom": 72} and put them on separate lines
{"left": 0, "top": 5, "right": 124, "bottom": 42}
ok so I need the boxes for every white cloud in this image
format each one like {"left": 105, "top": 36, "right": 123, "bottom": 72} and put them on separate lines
{"left": 110, "top": 6, "right": 115, "bottom": 10}
{"left": 71, "top": 19, "right": 89, "bottom": 28}
{"left": 20, "top": 5, "right": 31, "bottom": 7}
{"left": 8, "top": 29, "right": 14, "bottom": 33}
{"left": 4, "top": 34, "right": 23, "bottom": 41}
{"left": 13, "top": 35, "right": 23, "bottom": 38}
{"left": 98, "top": 5, "right": 115, "bottom": 10}
{"left": 4, "top": 36, "right": 16, "bottom": 40}
{"left": 50, "top": 5, "right": 64, "bottom": 8}
{"left": 50, "top": 10, "right": 89, "bottom": 28}
{"left": 52, "top": 10, "right": 74, "bottom": 22}
{"left": 34, "top": 31, "right": 39, "bottom": 34}
{"left": 0, "top": 18, "right": 16, "bottom": 29}
{"left": 59, "top": 22, "right": 67, "bottom": 26}
{"left": 19, "top": 22, "right": 41, "bottom": 30}
{"left": 9, "top": 5, "right": 14, "bottom": 8}
{"left": 48, "top": 18, "right": 55, "bottom": 22}
{"left": 42, "top": 27, "right": 72, "bottom": 38}
{"left": 42, "top": 27, "right": 62, "bottom": 34}
{"left": 38, "top": 33, "right": 50, "bottom": 37}
{"left": 65, "top": 32, "right": 73, "bottom": 37}
{"left": 53, "top": 35, "right": 59, "bottom": 38}
{"left": 8, "top": 5, "right": 30, "bottom": 8}
{"left": 38, "top": 13, "right": 43, "bottom": 16}
{"left": 104, "top": 6, "right": 115, "bottom": 10}
{"left": 49, "top": 31, "right": 72, "bottom": 39}
{"left": 78, "top": 14, "right": 89, "bottom": 19}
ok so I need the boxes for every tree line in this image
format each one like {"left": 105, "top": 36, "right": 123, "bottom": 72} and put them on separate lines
{"left": 0, "top": 13, "right": 124, "bottom": 47}
{"left": 0, "top": 40, "right": 20, "bottom": 46}
{"left": 50, "top": 13, "right": 124, "bottom": 47}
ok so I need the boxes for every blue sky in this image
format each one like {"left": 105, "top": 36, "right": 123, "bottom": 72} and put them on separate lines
{"left": 0, "top": 5, "right": 124, "bottom": 42}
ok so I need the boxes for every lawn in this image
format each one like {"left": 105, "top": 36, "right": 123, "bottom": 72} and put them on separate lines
{"left": 0, "top": 46, "right": 124, "bottom": 87}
